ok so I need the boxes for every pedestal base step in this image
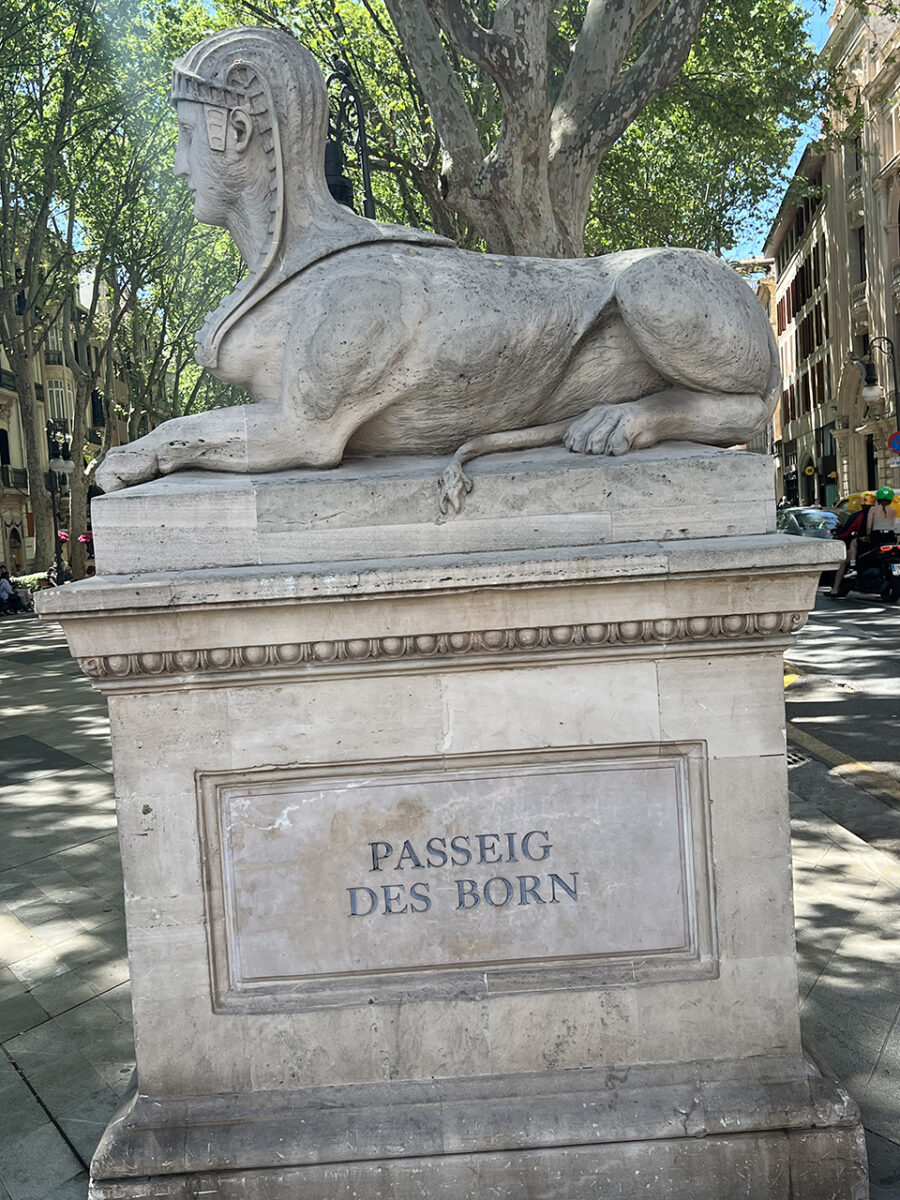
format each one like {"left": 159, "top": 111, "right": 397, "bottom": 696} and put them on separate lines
{"left": 90, "top": 1126, "right": 867, "bottom": 1200}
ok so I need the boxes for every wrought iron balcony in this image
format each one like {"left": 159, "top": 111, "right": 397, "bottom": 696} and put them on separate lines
{"left": 1, "top": 465, "right": 28, "bottom": 490}
{"left": 0, "top": 367, "right": 43, "bottom": 402}
{"left": 845, "top": 170, "right": 863, "bottom": 204}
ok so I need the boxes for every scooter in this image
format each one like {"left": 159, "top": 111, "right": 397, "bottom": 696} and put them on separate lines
{"left": 835, "top": 539, "right": 900, "bottom": 603}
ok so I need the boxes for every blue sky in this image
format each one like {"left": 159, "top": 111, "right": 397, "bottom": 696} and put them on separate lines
{"left": 806, "top": 4, "right": 832, "bottom": 51}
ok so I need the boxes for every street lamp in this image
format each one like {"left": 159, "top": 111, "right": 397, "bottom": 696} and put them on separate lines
{"left": 324, "top": 59, "right": 376, "bottom": 219}
{"left": 854, "top": 336, "right": 899, "bottom": 425}
{"left": 46, "top": 419, "right": 75, "bottom": 579}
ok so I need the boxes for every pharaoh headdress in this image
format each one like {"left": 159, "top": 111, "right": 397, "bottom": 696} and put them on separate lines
{"left": 171, "top": 28, "right": 452, "bottom": 369}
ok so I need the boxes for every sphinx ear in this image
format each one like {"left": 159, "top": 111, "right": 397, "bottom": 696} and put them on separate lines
{"left": 229, "top": 108, "right": 253, "bottom": 153}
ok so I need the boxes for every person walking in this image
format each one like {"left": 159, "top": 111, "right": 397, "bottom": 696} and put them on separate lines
{"left": 868, "top": 486, "right": 897, "bottom": 546}
{"left": 828, "top": 500, "right": 872, "bottom": 597}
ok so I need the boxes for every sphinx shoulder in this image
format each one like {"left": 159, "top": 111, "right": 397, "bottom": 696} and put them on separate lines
{"left": 283, "top": 254, "right": 433, "bottom": 422}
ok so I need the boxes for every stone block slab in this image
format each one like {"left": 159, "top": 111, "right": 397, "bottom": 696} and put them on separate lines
{"left": 87, "top": 444, "right": 779, "bottom": 575}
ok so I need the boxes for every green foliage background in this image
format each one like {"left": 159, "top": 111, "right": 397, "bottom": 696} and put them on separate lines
{"left": 255, "top": 0, "right": 824, "bottom": 256}
{"left": 1, "top": 0, "right": 827, "bottom": 437}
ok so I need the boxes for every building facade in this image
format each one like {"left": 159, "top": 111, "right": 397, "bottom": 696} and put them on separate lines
{"left": 0, "top": 346, "right": 70, "bottom": 575}
{"left": 764, "top": 150, "right": 837, "bottom": 505}
{"left": 0, "top": 318, "right": 112, "bottom": 574}
{"left": 765, "top": 3, "right": 900, "bottom": 504}
{"left": 0, "top": 351, "right": 35, "bottom": 574}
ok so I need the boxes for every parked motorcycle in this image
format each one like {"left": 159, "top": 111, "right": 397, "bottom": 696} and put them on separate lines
{"left": 834, "top": 538, "right": 900, "bottom": 603}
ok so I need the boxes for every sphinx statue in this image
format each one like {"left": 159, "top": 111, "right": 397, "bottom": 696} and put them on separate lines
{"left": 95, "top": 26, "right": 779, "bottom": 510}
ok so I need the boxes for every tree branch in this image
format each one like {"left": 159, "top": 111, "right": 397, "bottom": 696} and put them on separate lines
{"left": 551, "top": 0, "right": 706, "bottom": 163}
{"left": 424, "top": 0, "right": 501, "bottom": 75}
{"left": 553, "top": 0, "right": 660, "bottom": 144}
{"left": 381, "top": 0, "right": 485, "bottom": 183}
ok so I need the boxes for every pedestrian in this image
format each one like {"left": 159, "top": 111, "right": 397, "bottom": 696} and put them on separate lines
{"left": 828, "top": 500, "right": 873, "bottom": 597}
{"left": 867, "top": 486, "right": 897, "bottom": 547}
{"left": 0, "top": 570, "right": 24, "bottom": 614}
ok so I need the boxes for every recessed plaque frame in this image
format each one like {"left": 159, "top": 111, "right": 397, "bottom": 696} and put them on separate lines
{"left": 197, "top": 742, "right": 717, "bottom": 1012}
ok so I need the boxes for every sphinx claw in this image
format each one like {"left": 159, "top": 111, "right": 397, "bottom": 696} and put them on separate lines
{"left": 438, "top": 461, "right": 472, "bottom": 515}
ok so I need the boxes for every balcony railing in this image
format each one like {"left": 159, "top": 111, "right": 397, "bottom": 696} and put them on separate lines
{"left": 846, "top": 170, "right": 863, "bottom": 204}
{"left": 1, "top": 465, "right": 28, "bottom": 490}
{"left": 0, "top": 367, "right": 43, "bottom": 402}
{"left": 850, "top": 279, "right": 868, "bottom": 311}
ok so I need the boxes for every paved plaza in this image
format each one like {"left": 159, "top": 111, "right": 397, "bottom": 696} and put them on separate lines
{"left": 1, "top": 615, "right": 900, "bottom": 1197}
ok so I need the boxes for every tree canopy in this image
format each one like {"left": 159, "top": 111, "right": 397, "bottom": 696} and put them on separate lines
{"left": 588, "top": 0, "right": 825, "bottom": 255}
{"left": 0, "top": 0, "right": 828, "bottom": 570}
{"left": 260, "top": 0, "right": 825, "bottom": 257}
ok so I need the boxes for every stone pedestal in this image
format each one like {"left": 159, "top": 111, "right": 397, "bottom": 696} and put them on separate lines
{"left": 38, "top": 446, "right": 866, "bottom": 1199}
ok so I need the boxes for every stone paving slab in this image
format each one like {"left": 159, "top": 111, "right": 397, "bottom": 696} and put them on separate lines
{"left": 1, "top": 615, "right": 900, "bottom": 1196}
{"left": 0, "top": 618, "right": 125, "bottom": 1199}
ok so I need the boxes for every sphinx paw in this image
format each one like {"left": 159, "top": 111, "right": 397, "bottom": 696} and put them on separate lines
{"left": 95, "top": 445, "right": 160, "bottom": 493}
{"left": 565, "top": 404, "right": 639, "bottom": 457}
{"left": 438, "top": 460, "right": 473, "bottom": 515}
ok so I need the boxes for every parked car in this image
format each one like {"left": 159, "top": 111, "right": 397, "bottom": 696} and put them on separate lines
{"left": 775, "top": 507, "right": 842, "bottom": 539}
{"left": 776, "top": 507, "right": 848, "bottom": 588}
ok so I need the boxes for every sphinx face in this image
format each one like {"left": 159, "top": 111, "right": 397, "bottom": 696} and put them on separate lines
{"left": 174, "top": 101, "right": 237, "bottom": 228}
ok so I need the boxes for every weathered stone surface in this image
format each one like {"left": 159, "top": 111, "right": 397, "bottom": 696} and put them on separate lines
{"left": 38, "top": 450, "right": 863, "bottom": 1198}
{"left": 90, "top": 443, "right": 777, "bottom": 574}
{"left": 95, "top": 27, "right": 779, "bottom": 500}
{"left": 90, "top": 1115, "right": 866, "bottom": 1200}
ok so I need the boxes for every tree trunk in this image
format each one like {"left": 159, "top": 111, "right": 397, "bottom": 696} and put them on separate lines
{"left": 67, "top": 375, "right": 92, "bottom": 580}
{"left": 12, "top": 350, "right": 55, "bottom": 571}
{"left": 382, "top": 0, "right": 707, "bottom": 258}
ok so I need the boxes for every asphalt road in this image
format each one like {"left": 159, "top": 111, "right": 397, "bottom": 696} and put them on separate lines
{"left": 786, "top": 584, "right": 900, "bottom": 784}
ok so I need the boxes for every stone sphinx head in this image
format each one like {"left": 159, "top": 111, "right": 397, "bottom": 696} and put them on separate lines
{"left": 171, "top": 27, "right": 357, "bottom": 273}
{"left": 171, "top": 27, "right": 382, "bottom": 368}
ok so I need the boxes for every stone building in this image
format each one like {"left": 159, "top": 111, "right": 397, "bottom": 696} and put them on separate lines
{"left": 763, "top": 148, "right": 835, "bottom": 505}
{"left": 0, "top": 345, "right": 70, "bottom": 575}
{"left": 0, "top": 351, "right": 35, "bottom": 574}
{"left": 764, "top": 2, "right": 900, "bottom": 503}
{"left": 0, "top": 308, "right": 123, "bottom": 574}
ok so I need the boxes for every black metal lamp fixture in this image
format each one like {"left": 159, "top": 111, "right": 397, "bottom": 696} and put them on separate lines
{"left": 46, "top": 418, "right": 75, "bottom": 579}
{"left": 850, "top": 338, "right": 898, "bottom": 428}
{"left": 324, "top": 59, "right": 376, "bottom": 219}
{"left": 864, "top": 336, "right": 900, "bottom": 433}
{"left": 862, "top": 356, "right": 880, "bottom": 401}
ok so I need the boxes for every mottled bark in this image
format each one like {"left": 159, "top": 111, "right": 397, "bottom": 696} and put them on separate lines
{"left": 11, "top": 348, "right": 55, "bottom": 570}
{"left": 382, "top": 0, "right": 707, "bottom": 256}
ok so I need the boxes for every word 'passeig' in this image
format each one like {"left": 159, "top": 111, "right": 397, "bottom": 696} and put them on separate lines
{"left": 347, "top": 830, "right": 579, "bottom": 917}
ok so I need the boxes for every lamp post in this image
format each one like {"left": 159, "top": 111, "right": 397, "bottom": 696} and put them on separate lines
{"left": 324, "top": 59, "right": 376, "bottom": 219}
{"left": 858, "top": 336, "right": 900, "bottom": 430}
{"left": 46, "top": 419, "right": 75, "bottom": 579}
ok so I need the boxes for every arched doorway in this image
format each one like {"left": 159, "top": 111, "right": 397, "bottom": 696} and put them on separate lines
{"left": 6, "top": 526, "right": 24, "bottom": 574}
{"left": 834, "top": 363, "right": 868, "bottom": 493}
{"left": 800, "top": 458, "right": 817, "bottom": 505}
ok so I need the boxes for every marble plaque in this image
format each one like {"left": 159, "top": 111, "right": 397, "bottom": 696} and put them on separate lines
{"left": 199, "top": 745, "right": 715, "bottom": 1010}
